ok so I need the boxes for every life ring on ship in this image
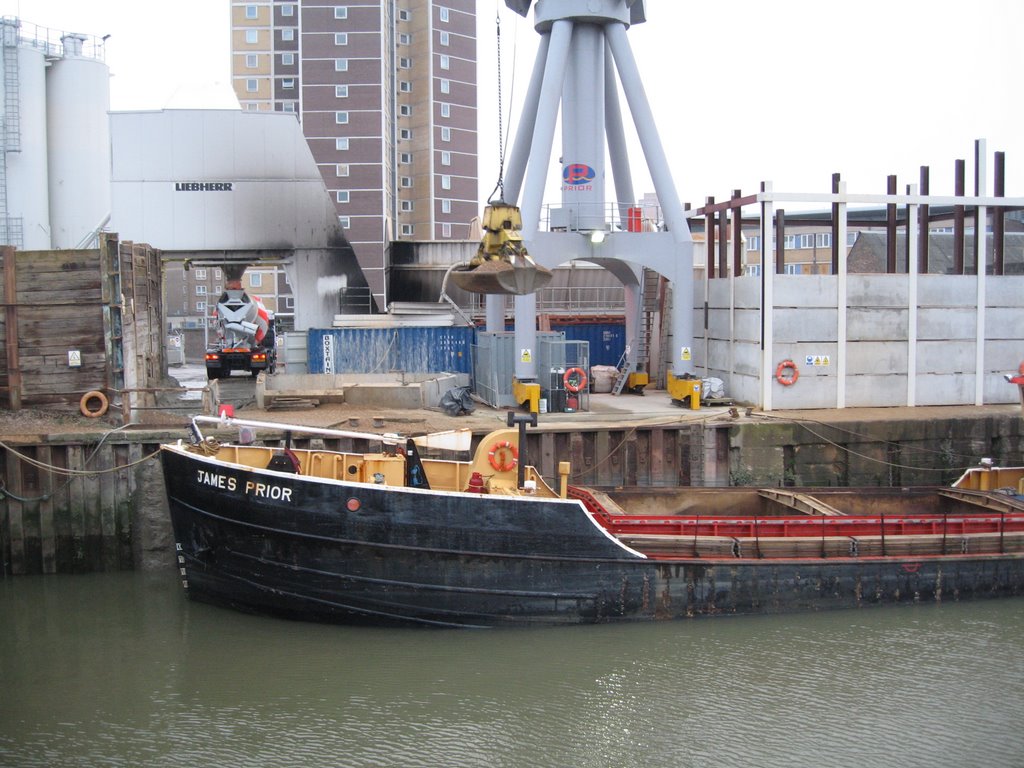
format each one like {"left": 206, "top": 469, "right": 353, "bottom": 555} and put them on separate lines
{"left": 563, "top": 367, "right": 588, "bottom": 393}
{"left": 775, "top": 360, "right": 799, "bottom": 386}
{"left": 79, "top": 390, "right": 109, "bottom": 418}
{"left": 488, "top": 440, "right": 518, "bottom": 472}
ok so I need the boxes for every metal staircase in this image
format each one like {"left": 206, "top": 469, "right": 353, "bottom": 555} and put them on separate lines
{"left": 0, "top": 18, "right": 21, "bottom": 248}
{"left": 611, "top": 267, "right": 661, "bottom": 395}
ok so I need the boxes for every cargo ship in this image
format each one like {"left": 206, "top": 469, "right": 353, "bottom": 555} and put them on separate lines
{"left": 161, "top": 415, "right": 1024, "bottom": 627}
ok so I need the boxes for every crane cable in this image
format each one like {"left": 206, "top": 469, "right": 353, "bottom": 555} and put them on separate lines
{"left": 488, "top": 6, "right": 505, "bottom": 203}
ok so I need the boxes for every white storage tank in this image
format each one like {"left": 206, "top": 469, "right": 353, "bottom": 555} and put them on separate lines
{"left": 46, "top": 33, "right": 110, "bottom": 249}
{"left": 4, "top": 26, "right": 51, "bottom": 250}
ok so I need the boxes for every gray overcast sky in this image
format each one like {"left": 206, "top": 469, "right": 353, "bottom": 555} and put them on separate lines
{"left": 7, "top": 0, "right": 1022, "bottom": 211}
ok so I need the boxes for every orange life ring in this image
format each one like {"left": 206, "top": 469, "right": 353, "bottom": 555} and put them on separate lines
{"left": 1019, "top": 361, "right": 1024, "bottom": 376}
{"left": 563, "top": 367, "right": 588, "bottom": 393}
{"left": 488, "top": 440, "right": 518, "bottom": 472}
{"left": 80, "top": 390, "right": 109, "bottom": 417}
{"left": 775, "top": 360, "right": 799, "bottom": 386}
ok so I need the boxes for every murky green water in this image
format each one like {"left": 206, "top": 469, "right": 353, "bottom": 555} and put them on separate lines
{"left": 1, "top": 571, "right": 1022, "bottom": 767}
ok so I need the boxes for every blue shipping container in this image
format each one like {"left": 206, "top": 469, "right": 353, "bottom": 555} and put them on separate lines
{"left": 550, "top": 322, "right": 625, "bottom": 367}
{"left": 307, "top": 327, "right": 475, "bottom": 374}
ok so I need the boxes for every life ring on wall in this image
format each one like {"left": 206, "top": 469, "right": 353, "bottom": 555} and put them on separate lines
{"left": 80, "top": 390, "right": 109, "bottom": 418}
{"left": 488, "top": 440, "right": 518, "bottom": 472}
{"left": 775, "top": 360, "right": 799, "bottom": 386}
{"left": 563, "top": 367, "right": 588, "bottom": 393}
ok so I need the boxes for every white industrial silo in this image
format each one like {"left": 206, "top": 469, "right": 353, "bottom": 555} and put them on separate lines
{"left": 2, "top": 20, "right": 51, "bottom": 250}
{"left": 46, "top": 33, "right": 111, "bottom": 249}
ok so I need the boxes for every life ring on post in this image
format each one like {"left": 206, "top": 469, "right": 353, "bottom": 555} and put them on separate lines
{"left": 487, "top": 440, "right": 518, "bottom": 472}
{"left": 80, "top": 390, "right": 109, "bottom": 418}
{"left": 563, "top": 367, "right": 588, "bottom": 393}
{"left": 775, "top": 360, "right": 799, "bottom": 386}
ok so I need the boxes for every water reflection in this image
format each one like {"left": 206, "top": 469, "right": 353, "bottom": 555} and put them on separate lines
{"left": 1, "top": 572, "right": 1022, "bottom": 767}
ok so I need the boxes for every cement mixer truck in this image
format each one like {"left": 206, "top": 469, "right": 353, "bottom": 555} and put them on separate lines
{"left": 204, "top": 287, "right": 277, "bottom": 379}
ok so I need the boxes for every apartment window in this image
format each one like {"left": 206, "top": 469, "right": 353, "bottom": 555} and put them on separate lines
{"left": 215, "top": 268, "right": 222, "bottom": 279}
{"left": 440, "top": 126, "right": 451, "bottom": 141}
{"left": 745, "top": 264, "right": 761, "bottom": 276}
{"left": 338, "top": 215, "right": 350, "bottom": 228}
{"left": 783, "top": 234, "right": 795, "bottom": 249}
{"left": 282, "top": 102, "right": 295, "bottom": 112}
{"left": 400, "top": 200, "right": 414, "bottom": 212}
{"left": 798, "top": 233, "right": 815, "bottom": 249}
{"left": 399, "top": 33, "right": 412, "bottom": 45}
{"left": 195, "top": 268, "right": 207, "bottom": 280}
{"left": 281, "top": 28, "right": 294, "bottom": 41}
{"left": 746, "top": 235, "right": 760, "bottom": 251}
{"left": 399, "top": 153, "right": 412, "bottom": 164}
{"left": 336, "top": 138, "right": 350, "bottom": 151}
{"left": 334, "top": 7, "right": 348, "bottom": 19}
{"left": 400, "top": 128, "right": 412, "bottom": 140}
{"left": 442, "top": 223, "right": 452, "bottom": 238}
{"left": 335, "top": 33, "right": 348, "bottom": 45}
{"left": 245, "top": 5, "right": 258, "bottom": 19}
{"left": 246, "top": 79, "right": 258, "bottom": 92}
{"left": 250, "top": 272, "right": 264, "bottom": 288}
{"left": 398, "top": 9, "right": 411, "bottom": 21}
{"left": 196, "top": 300, "right": 207, "bottom": 312}
{"left": 439, "top": 31, "right": 449, "bottom": 46}
{"left": 847, "top": 231, "right": 858, "bottom": 247}
{"left": 336, "top": 85, "right": 348, "bottom": 98}
{"left": 399, "top": 104, "right": 412, "bottom": 117}
{"left": 282, "top": 52, "right": 294, "bottom": 65}
{"left": 336, "top": 191, "right": 350, "bottom": 203}
{"left": 214, "top": 284, "right": 222, "bottom": 294}
{"left": 400, "top": 176, "right": 412, "bottom": 188}
{"left": 816, "top": 232, "right": 832, "bottom": 248}
{"left": 246, "top": 54, "right": 258, "bottom": 68}
{"left": 196, "top": 285, "right": 207, "bottom": 296}
{"left": 441, "top": 175, "right": 451, "bottom": 190}
{"left": 335, "top": 58, "right": 348, "bottom": 71}
{"left": 784, "top": 263, "right": 802, "bottom": 275}
{"left": 399, "top": 81, "right": 412, "bottom": 93}
{"left": 282, "top": 78, "right": 294, "bottom": 89}
{"left": 401, "top": 224, "right": 414, "bottom": 236}
{"left": 440, "top": 151, "right": 451, "bottom": 166}
{"left": 245, "top": 29, "right": 258, "bottom": 44}
{"left": 335, "top": 111, "right": 349, "bottom": 124}
{"left": 399, "top": 57, "right": 412, "bottom": 69}
{"left": 440, "top": 102, "right": 450, "bottom": 118}
{"left": 336, "top": 164, "right": 349, "bottom": 177}
{"left": 440, "top": 79, "right": 450, "bottom": 94}
{"left": 282, "top": 4, "right": 294, "bottom": 16}
{"left": 441, "top": 199, "right": 451, "bottom": 213}
{"left": 440, "top": 7, "right": 449, "bottom": 22}
{"left": 439, "top": 55, "right": 450, "bottom": 70}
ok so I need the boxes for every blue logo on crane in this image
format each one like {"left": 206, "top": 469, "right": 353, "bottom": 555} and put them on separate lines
{"left": 562, "top": 163, "right": 596, "bottom": 186}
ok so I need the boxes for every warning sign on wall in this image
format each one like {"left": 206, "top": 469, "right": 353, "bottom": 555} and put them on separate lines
{"left": 804, "top": 355, "right": 831, "bottom": 367}
{"left": 681, "top": 347, "right": 691, "bottom": 361}
{"left": 520, "top": 348, "right": 532, "bottom": 363}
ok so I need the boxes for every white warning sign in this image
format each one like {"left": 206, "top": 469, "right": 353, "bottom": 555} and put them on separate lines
{"left": 520, "top": 348, "right": 532, "bottom": 363}
{"left": 681, "top": 346, "right": 692, "bottom": 361}
{"left": 804, "top": 355, "right": 831, "bottom": 367}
